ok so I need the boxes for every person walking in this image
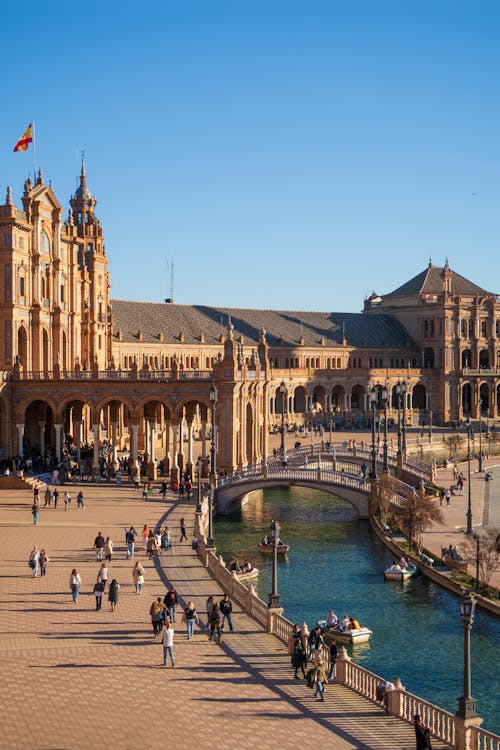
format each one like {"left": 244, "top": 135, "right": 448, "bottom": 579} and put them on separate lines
{"left": 205, "top": 595, "right": 214, "bottom": 628}
{"left": 104, "top": 536, "right": 113, "bottom": 561}
{"left": 29, "top": 545, "right": 40, "bottom": 577}
{"left": 220, "top": 593, "right": 234, "bottom": 632}
{"left": 327, "top": 637, "right": 338, "bottom": 680}
{"left": 150, "top": 597, "right": 166, "bottom": 638}
{"left": 414, "top": 714, "right": 432, "bottom": 749}
{"left": 52, "top": 488, "right": 59, "bottom": 509}
{"left": 207, "top": 603, "right": 222, "bottom": 643}
{"left": 161, "top": 620, "right": 175, "bottom": 667}
{"left": 182, "top": 601, "right": 199, "bottom": 639}
{"left": 163, "top": 585, "right": 178, "bottom": 623}
{"left": 39, "top": 548, "right": 50, "bottom": 577}
{"left": 44, "top": 487, "right": 52, "bottom": 507}
{"left": 132, "top": 561, "right": 145, "bottom": 594}
{"left": 31, "top": 501, "right": 39, "bottom": 525}
{"left": 313, "top": 657, "right": 327, "bottom": 701}
{"left": 141, "top": 524, "right": 149, "bottom": 554}
{"left": 98, "top": 562, "right": 109, "bottom": 590}
{"left": 108, "top": 579, "right": 120, "bottom": 611}
{"left": 179, "top": 517, "right": 187, "bottom": 543}
{"left": 161, "top": 480, "right": 167, "bottom": 500}
{"left": 64, "top": 491, "right": 71, "bottom": 510}
{"left": 93, "top": 578, "right": 105, "bottom": 610}
{"left": 125, "top": 526, "right": 137, "bottom": 559}
{"left": 76, "top": 490, "right": 85, "bottom": 509}
{"left": 292, "top": 638, "right": 307, "bottom": 679}
{"left": 162, "top": 525, "right": 171, "bottom": 550}
{"left": 70, "top": 569, "right": 82, "bottom": 602}
{"left": 93, "top": 531, "right": 106, "bottom": 561}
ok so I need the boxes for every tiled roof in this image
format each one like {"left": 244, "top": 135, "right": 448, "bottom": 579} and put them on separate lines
{"left": 385, "top": 264, "right": 490, "bottom": 298}
{"left": 111, "top": 300, "right": 415, "bottom": 349}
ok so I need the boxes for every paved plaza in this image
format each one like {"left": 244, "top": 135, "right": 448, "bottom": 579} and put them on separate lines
{"left": 0, "top": 479, "right": 456, "bottom": 750}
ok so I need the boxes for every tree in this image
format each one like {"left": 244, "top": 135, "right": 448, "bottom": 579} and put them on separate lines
{"left": 376, "top": 473, "right": 399, "bottom": 524}
{"left": 393, "top": 488, "right": 443, "bottom": 554}
{"left": 459, "top": 528, "right": 500, "bottom": 590}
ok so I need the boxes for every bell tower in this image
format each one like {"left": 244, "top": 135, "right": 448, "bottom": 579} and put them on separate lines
{"left": 69, "top": 160, "right": 111, "bottom": 369}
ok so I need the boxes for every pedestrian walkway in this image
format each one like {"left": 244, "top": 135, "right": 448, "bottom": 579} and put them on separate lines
{"left": 423, "top": 457, "right": 500, "bottom": 589}
{"left": 0, "top": 482, "right": 452, "bottom": 750}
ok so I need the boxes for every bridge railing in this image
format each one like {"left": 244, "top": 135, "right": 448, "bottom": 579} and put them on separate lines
{"left": 218, "top": 465, "right": 370, "bottom": 492}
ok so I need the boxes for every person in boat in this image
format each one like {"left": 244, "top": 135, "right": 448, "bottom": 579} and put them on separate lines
{"left": 389, "top": 561, "right": 401, "bottom": 571}
{"left": 349, "top": 617, "right": 361, "bottom": 630}
{"left": 399, "top": 557, "right": 409, "bottom": 570}
{"left": 261, "top": 535, "right": 270, "bottom": 546}
{"left": 326, "top": 610, "right": 338, "bottom": 628}
{"left": 341, "top": 614, "right": 350, "bottom": 630}
{"left": 230, "top": 559, "right": 241, "bottom": 574}
{"left": 242, "top": 560, "right": 252, "bottom": 573}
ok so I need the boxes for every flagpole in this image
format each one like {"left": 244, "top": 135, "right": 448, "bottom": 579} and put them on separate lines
{"left": 32, "top": 120, "right": 37, "bottom": 180}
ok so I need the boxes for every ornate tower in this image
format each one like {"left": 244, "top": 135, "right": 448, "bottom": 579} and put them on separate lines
{"left": 69, "top": 161, "right": 111, "bottom": 369}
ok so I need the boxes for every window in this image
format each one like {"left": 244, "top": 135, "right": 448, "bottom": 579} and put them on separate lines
{"left": 60, "top": 284, "right": 65, "bottom": 304}
{"left": 468, "top": 319, "right": 474, "bottom": 337}
{"left": 481, "top": 320, "right": 488, "bottom": 338}
{"left": 41, "top": 231, "right": 50, "bottom": 253}
{"left": 19, "top": 276, "right": 25, "bottom": 298}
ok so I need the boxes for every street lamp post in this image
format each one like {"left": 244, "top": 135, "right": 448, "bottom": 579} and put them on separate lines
{"left": 370, "top": 387, "right": 378, "bottom": 480}
{"left": 381, "top": 385, "right": 389, "bottom": 472}
{"left": 478, "top": 419, "right": 484, "bottom": 473}
{"left": 279, "top": 381, "right": 286, "bottom": 457}
{"left": 473, "top": 535, "right": 481, "bottom": 592}
{"left": 195, "top": 456, "right": 202, "bottom": 513}
{"left": 268, "top": 519, "right": 281, "bottom": 608}
{"left": 428, "top": 409, "right": 433, "bottom": 443}
{"left": 402, "top": 381, "right": 407, "bottom": 456}
{"left": 466, "top": 419, "right": 473, "bottom": 535}
{"left": 207, "top": 384, "right": 218, "bottom": 549}
{"left": 456, "top": 590, "right": 478, "bottom": 719}
{"left": 209, "top": 384, "right": 218, "bottom": 479}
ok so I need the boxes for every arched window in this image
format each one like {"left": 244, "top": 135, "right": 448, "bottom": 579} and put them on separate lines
{"left": 41, "top": 230, "right": 50, "bottom": 254}
{"left": 481, "top": 320, "right": 488, "bottom": 338}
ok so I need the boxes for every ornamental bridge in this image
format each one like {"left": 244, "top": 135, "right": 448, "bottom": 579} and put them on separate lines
{"left": 215, "top": 444, "right": 430, "bottom": 515}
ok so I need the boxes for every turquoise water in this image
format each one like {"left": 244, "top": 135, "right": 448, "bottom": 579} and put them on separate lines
{"left": 214, "top": 486, "right": 500, "bottom": 734}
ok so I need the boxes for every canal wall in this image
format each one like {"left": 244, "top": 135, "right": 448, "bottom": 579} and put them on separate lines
{"left": 370, "top": 517, "right": 500, "bottom": 618}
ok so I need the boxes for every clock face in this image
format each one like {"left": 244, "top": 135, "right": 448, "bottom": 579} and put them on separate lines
{"left": 41, "top": 231, "right": 50, "bottom": 253}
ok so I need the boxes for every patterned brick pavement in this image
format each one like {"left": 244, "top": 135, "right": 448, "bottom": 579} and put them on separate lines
{"left": 0, "top": 481, "right": 452, "bottom": 750}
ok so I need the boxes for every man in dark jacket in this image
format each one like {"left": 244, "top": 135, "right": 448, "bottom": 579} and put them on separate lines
{"left": 93, "top": 531, "right": 105, "bottom": 561}
{"left": 163, "top": 585, "right": 178, "bottom": 623}
{"left": 414, "top": 714, "right": 432, "bottom": 749}
{"left": 219, "top": 593, "right": 233, "bottom": 632}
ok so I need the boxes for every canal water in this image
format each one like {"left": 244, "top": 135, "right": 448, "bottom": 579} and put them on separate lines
{"left": 214, "top": 486, "right": 500, "bottom": 734}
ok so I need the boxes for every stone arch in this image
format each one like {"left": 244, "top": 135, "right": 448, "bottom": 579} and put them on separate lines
{"left": 22, "top": 398, "right": 56, "bottom": 464}
{"left": 293, "top": 385, "right": 306, "bottom": 414}
{"left": 462, "top": 383, "right": 472, "bottom": 416}
{"left": 479, "top": 349, "right": 490, "bottom": 368}
{"left": 479, "top": 383, "right": 489, "bottom": 415}
{"left": 412, "top": 384, "right": 426, "bottom": 409}
{"left": 274, "top": 387, "right": 286, "bottom": 415}
{"left": 462, "top": 349, "right": 472, "bottom": 368}
{"left": 331, "top": 384, "right": 345, "bottom": 410}
{"left": 350, "top": 384, "right": 365, "bottom": 410}
{"left": 312, "top": 385, "right": 326, "bottom": 412}
{"left": 17, "top": 325, "right": 28, "bottom": 367}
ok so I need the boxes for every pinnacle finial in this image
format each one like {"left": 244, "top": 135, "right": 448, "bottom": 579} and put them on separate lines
{"left": 6, "top": 186, "right": 13, "bottom": 205}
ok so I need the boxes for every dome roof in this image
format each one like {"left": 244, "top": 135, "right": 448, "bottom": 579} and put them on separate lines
{"left": 74, "top": 184, "right": 94, "bottom": 201}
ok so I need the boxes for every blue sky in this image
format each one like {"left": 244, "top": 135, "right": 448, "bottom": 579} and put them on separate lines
{"left": 1, "top": 1, "right": 499, "bottom": 311}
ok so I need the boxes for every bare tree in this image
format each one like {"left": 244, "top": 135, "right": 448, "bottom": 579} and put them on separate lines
{"left": 376, "top": 473, "right": 399, "bottom": 524}
{"left": 459, "top": 528, "right": 500, "bottom": 590}
{"left": 393, "top": 489, "right": 443, "bottom": 554}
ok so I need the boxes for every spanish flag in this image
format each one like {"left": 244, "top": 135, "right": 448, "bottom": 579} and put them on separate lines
{"left": 13, "top": 123, "right": 33, "bottom": 152}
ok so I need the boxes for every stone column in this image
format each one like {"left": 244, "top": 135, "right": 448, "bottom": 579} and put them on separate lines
{"left": 16, "top": 424, "right": 24, "bottom": 458}
{"left": 170, "top": 421, "right": 180, "bottom": 484}
{"left": 163, "top": 420, "right": 171, "bottom": 474}
{"left": 92, "top": 424, "right": 100, "bottom": 472}
{"left": 38, "top": 421, "right": 45, "bottom": 457}
{"left": 186, "top": 420, "right": 194, "bottom": 478}
{"left": 74, "top": 420, "right": 82, "bottom": 465}
{"left": 54, "top": 423, "right": 63, "bottom": 462}
{"left": 130, "top": 424, "right": 139, "bottom": 476}
{"left": 177, "top": 419, "right": 185, "bottom": 473}
{"left": 111, "top": 422, "right": 118, "bottom": 468}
